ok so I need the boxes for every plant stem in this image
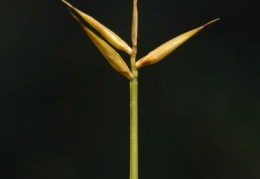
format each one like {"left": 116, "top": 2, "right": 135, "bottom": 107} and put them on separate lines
{"left": 130, "top": 73, "right": 138, "bottom": 179}
{"left": 130, "top": 0, "right": 138, "bottom": 178}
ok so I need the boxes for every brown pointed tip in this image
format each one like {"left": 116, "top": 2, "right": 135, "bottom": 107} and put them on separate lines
{"left": 204, "top": 18, "right": 220, "bottom": 27}
{"left": 68, "top": 8, "right": 86, "bottom": 28}
{"left": 61, "top": 0, "right": 74, "bottom": 8}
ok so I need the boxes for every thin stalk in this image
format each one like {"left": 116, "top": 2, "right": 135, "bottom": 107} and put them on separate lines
{"left": 130, "top": 0, "right": 138, "bottom": 179}
{"left": 130, "top": 77, "right": 138, "bottom": 179}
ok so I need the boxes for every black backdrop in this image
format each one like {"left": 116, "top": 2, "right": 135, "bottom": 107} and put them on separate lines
{"left": 1, "top": 0, "right": 260, "bottom": 178}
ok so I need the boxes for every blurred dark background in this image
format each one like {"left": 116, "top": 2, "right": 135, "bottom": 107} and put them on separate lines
{"left": 1, "top": 0, "right": 260, "bottom": 178}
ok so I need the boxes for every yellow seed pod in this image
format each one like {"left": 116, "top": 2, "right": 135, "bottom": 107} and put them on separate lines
{"left": 68, "top": 10, "right": 133, "bottom": 80}
{"left": 62, "top": 0, "right": 132, "bottom": 54}
{"left": 85, "top": 27, "right": 134, "bottom": 80}
{"left": 135, "top": 19, "right": 219, "bottom": 69}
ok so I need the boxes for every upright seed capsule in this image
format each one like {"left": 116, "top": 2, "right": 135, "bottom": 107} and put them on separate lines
{"left": 135, "top": 19, "right": 219, "bottom": 69}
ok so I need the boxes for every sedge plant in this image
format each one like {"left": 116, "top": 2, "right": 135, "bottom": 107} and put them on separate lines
{"left": 62, "top": 0, "right": 218, "bottom": 178}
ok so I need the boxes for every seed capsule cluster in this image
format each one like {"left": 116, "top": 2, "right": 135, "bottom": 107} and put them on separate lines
{"left": 62, "top": 0, "right": 218, "bottom": 80}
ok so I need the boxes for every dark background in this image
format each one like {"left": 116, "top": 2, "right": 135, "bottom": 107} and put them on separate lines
{"left": 1, "top": 0, "right": 260, "bottom": 178}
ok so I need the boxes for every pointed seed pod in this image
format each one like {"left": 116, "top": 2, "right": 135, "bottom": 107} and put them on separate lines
{"left": 86, "top": 27, "right": 134, "bottom": 80}
{"left": 62, "top": 0, "right": 132, "bottom": 54}
{"left": 69, "top": 11, "right": 134, "bottom": 80}
{"left": 131, "top": 0, "right": 138, "bottom": 48}
{"left": 135, "top": 19, "right": 219, "bottom": 69}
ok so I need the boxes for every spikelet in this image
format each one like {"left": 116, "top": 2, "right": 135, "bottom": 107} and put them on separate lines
{"left": 135, "top": 19, "right": 219, "bottom": 69}
{"left": 86, "top": 27, "right": 134, "bottom": 80}
{"left": 69, "top": 10, "right": 134, "bottom": 80}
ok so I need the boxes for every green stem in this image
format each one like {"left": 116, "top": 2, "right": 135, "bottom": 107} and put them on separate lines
{"left": 130, "top": 76, "right": 138, "bottom": 179}
{"left": 130, "top": 0, "right": 138, "bottom": 176}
